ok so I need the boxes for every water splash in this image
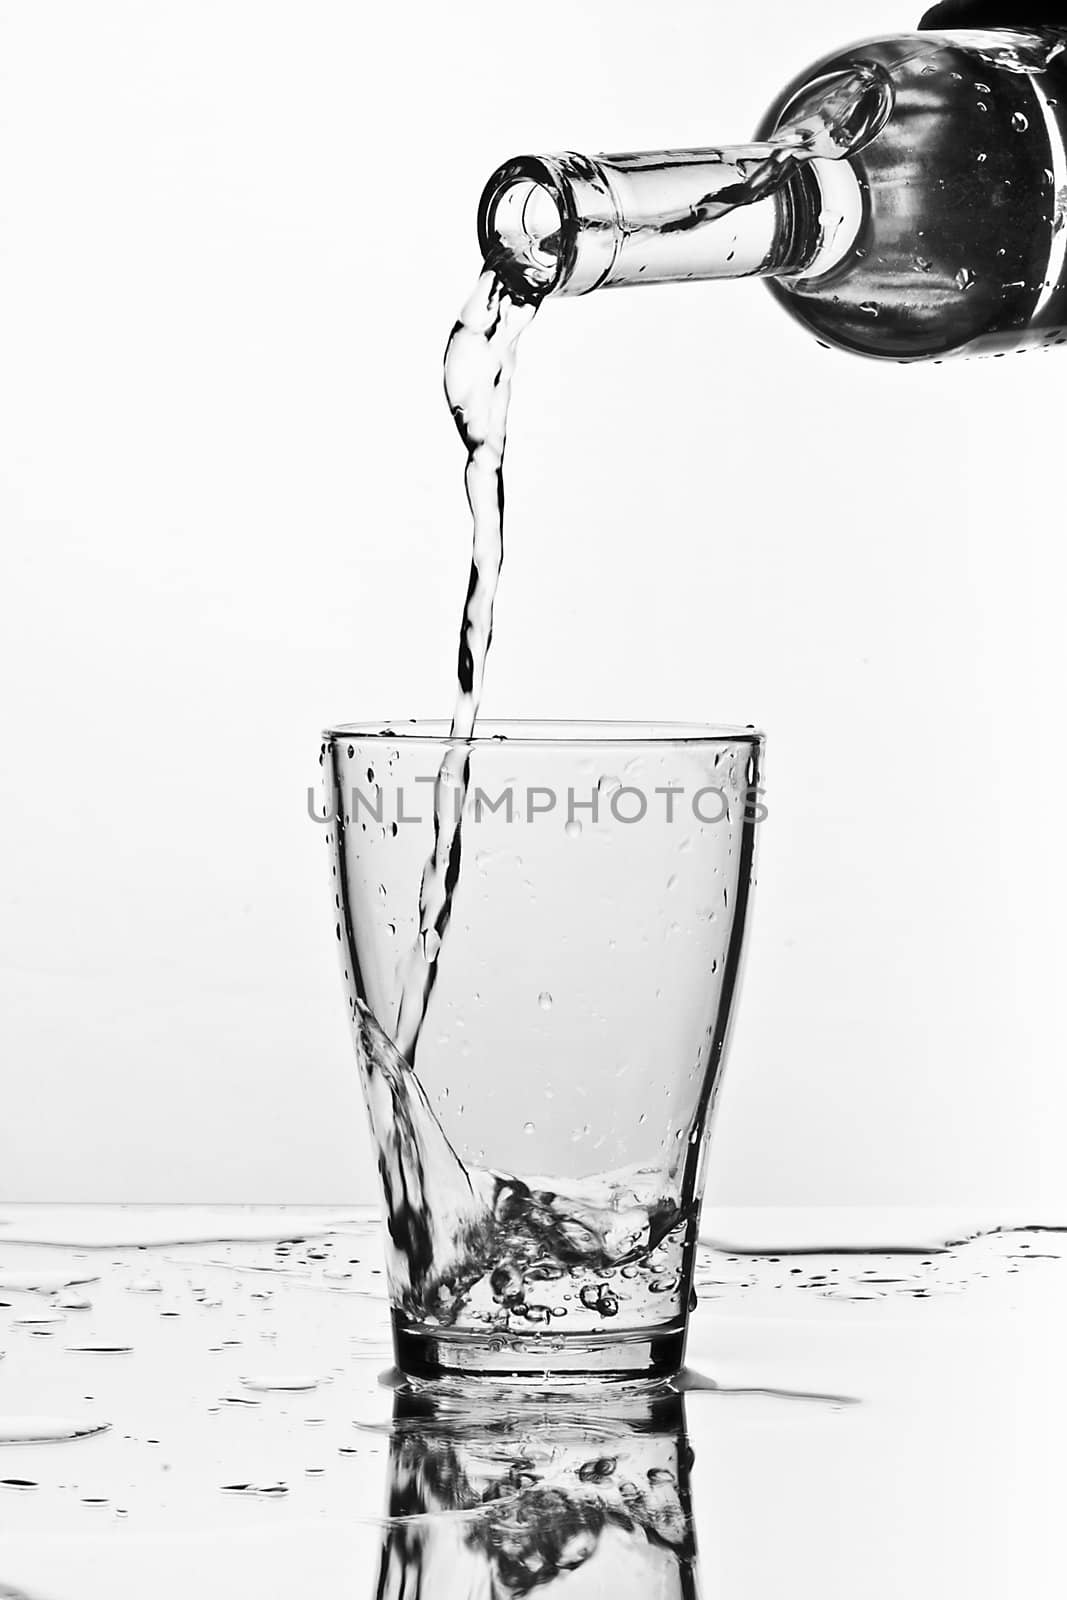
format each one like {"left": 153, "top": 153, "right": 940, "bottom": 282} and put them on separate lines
{"left": 351, "top": 1004, "right": 688, "bottom": 1338}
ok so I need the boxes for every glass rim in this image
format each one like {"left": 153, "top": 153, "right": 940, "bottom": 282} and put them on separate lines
{"left": 323, "top": 718, "right": 764, "bottom": 748}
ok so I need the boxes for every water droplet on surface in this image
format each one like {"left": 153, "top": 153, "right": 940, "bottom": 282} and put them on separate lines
{"left": 955, "top": 267, "right": 974, "bottom": 291}
{"left": 564, "top": 820, "right": 582, "bottom": 837}
{"left": 240, "top": 1375, "right": 322, "bottom": 1392}
{"left": 858, "top": 301, "right": 879, "bottom": 317}
{"left": 538, "top": 991, "right": 553, "bottom": 1010}
{"left": 1012, "top": 111, "right": 1029, "bottom": 132}
{"left": 65, "top": 1345, "right": 132, "bottom": 1356}
{"left": 0, "top": 1417, "right": 111, "bottom": 1444}
{"left": 523, "top": 1121, "right": 536, "bottom": 1135}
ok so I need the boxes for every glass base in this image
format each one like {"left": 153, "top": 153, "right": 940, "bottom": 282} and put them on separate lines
{"left": 393, "top": 1311, "right": 687, "bottom": 1384}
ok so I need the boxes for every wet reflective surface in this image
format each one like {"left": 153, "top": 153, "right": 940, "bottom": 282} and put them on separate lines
{"left": 0, "top": 1206, "right": 1063, "bottom": 1596}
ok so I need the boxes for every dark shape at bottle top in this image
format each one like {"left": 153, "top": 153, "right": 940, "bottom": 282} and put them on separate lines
{"left": 920, "top": 3, "right": 1067, "bottom": 28}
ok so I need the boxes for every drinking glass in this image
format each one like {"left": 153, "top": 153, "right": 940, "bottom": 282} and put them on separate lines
{"left": 320, "top": 720, "right": 764, "bottom": 1382}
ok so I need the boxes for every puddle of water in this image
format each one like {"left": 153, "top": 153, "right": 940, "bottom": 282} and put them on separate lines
{"left": 0, "top": 1206, "right": 1062, "bottom": 1598}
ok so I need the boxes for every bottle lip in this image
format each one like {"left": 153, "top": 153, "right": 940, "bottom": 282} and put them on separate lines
{"left": 477, "top": 153, "right": 622, "bottom": 299}
{"left": 477, "top": 155, "right": 568, "bottom": 298}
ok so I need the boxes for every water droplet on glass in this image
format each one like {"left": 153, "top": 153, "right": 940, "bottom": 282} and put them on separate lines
{"left": 564, "top": 820, "right": 582, "bottom": 837}
{"left": 1012, "top": 111, "right": 1029, "bottom": 132}
{"left": 858, "top": 301, "right": 879, "bottom": 317}
{"left": 523, "top": 1121, "right": 536, "bottom": 1135}
{"left": 955, "top": 267, "right": 974, "bottom": 290}
{"left": 538, "top": 991, "right": 553, "bottom": 1010}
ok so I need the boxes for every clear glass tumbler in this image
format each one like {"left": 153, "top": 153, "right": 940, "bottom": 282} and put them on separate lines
{"left": 320, "top": 721, "right": 764, "bottom": 1382}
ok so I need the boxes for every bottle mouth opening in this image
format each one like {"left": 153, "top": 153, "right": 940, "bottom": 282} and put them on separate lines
{"left": 477, "top": 157, "right": 571, "bottom": 300}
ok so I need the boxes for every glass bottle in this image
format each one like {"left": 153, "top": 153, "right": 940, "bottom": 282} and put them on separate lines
{"left": 478, "top": 24, "right": 1067, "bottom": 360}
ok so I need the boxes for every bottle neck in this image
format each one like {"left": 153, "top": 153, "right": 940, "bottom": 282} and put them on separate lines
{"left": 478, "top": 63, "right": 894, "bottom": 301}
{"left": 478, "top": 144, "right": 862, "bottom": 301}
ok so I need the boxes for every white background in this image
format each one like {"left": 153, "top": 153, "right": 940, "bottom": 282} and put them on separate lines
{"left": 2, "top": 0, "right": 1065, "bottom": 1208}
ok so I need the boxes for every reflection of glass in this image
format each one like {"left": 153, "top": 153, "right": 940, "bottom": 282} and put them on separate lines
{"left": 373, "top": 1383, "right": 699, "bottom": 1598}
{"left": 323, "top": 721, "right": 764, "bottom": 1381}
